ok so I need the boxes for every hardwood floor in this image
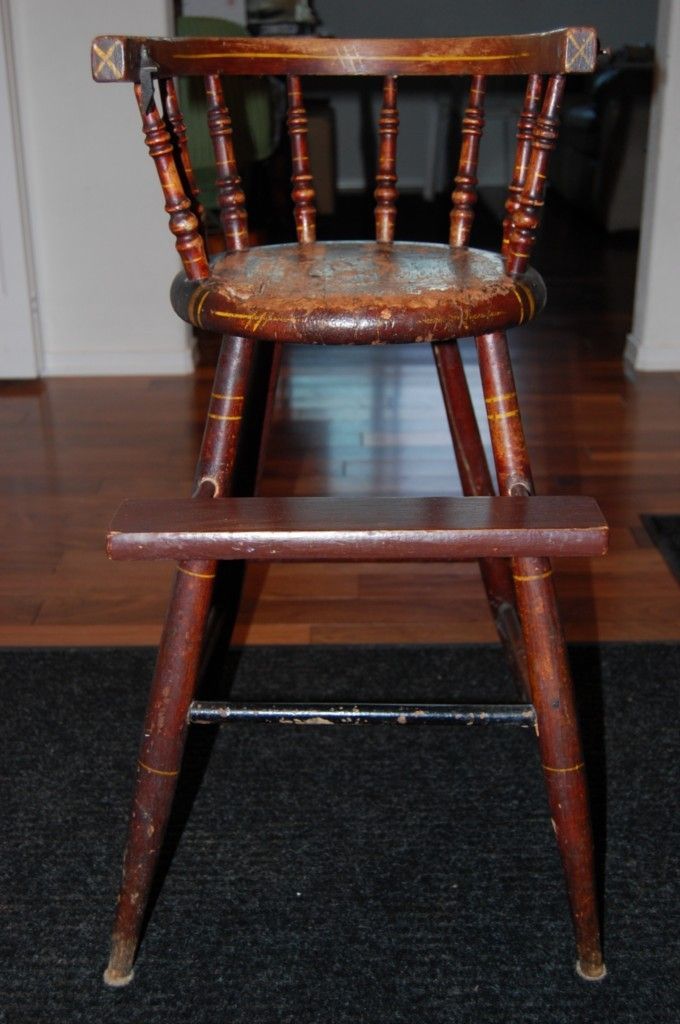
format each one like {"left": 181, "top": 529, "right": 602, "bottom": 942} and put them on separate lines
{"left": 1, "top": 199, "right": 679, "bottom": 646}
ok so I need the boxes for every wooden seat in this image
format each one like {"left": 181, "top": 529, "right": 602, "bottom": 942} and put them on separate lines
{"left": 92, "top": 27, "right": 608, "bottom": 989}
{"left": 171, "top": 242, "right": 546, "bottom": 343}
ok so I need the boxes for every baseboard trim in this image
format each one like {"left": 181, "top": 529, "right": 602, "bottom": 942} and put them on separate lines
{"left": 624, "top": 332, "right": 680, "bottom": 372}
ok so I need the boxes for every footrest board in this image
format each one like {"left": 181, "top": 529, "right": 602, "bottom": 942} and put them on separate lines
{"left": 108, "top": 495, "right": 608, "bottom": 562}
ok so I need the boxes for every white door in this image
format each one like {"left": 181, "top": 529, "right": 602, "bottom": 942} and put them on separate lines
{"left": 0, "top": 0, "right": 39, "bottom": 379}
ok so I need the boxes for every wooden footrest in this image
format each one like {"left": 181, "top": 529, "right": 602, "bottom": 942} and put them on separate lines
{"left": 108, "top": 495, "right": 608, "bottom": 562}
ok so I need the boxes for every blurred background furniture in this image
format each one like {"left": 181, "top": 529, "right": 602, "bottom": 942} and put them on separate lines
{"left": 551, "top": 45, "right": 653, "bottom": 231}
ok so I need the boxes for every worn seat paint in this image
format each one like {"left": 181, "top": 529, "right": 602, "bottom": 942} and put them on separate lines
{"left": 171, "top": 241, "right": 545, "bottom": 344}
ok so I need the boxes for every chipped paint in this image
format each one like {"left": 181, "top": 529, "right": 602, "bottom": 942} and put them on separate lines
{"left": 173, "top": 241, "right": 545, "bottom": 343}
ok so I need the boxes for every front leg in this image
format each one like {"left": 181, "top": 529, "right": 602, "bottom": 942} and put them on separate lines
{"left": 104, "top": 334, "right": 257, "bottom": 985}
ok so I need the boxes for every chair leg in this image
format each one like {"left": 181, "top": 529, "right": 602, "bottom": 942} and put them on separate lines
{"left": 210, "top": 339, "right": 283, "bottom": 623}
{"left": 254, "top": 341, "right": 283, "bottom": 491}
{"left": 475, "top": 330, "right": 606, "bottom": 980}
{"left": 104, "top": 564, "right": 216, "bottom": 986}
{"left": 433, "top": 340, "right": 529, "bottom": 697}
{"left": 511, "top": 555, "right": 605, "bottom": 979}
{"left": 104, "top": 335, "right": 258, "bottom": 986}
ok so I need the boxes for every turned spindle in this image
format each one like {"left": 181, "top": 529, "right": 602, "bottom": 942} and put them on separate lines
{"left": 505, "top": 74, "right": 565, "bottom": 276}
{"left": 502, "top": 75, "right": 543, "bottom": 260}
{"left": 287, "top": 75, "right": 316, "bottom": 244}
{"left": 134, "top": 83, "right": 209, "bottom": 280}
{"left": 374, "top": 76, "right": 399, "bottom": 243}
{"left": 160, "top": 78, "right": 206, "bottom": 233}
{"left": 449, "top": 75, "right": 486, "bottom": 248}
{"left": 205, "top": 74, "right": 249, "bottom": 252}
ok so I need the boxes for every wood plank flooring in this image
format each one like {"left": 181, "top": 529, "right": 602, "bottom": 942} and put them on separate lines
{"left": 1, "top": 201, "right": 679, "bottom": 646}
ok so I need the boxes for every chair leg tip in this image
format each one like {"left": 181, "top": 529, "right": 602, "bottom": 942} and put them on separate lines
{"left": 103, "top": 966, "right": 135, "bottom": 988}
{"left": 575, "top": 959, "right": 607, "bottom": 982}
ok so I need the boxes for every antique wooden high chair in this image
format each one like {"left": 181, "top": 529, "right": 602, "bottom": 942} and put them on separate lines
{"left": 91, "top": 29, "right": 608, "bottom": 986}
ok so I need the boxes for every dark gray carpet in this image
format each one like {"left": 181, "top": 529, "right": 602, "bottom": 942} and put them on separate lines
{"left": 1, "top": 644, "right": 678, "bottom": 1023}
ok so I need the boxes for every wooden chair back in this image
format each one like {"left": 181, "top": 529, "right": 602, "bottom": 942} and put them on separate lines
{"left": 91, "top": 30, "right": 598, "bottom": 279}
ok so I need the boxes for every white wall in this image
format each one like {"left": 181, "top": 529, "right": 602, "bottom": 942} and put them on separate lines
{"left": 0, "top": 0, "right": 39, "bottom": 377}
{"left": 10, "top": 0, "right": 193, "bottom": 376}
{"left": 625, "top": 0, "right": 680, "bottom": 372}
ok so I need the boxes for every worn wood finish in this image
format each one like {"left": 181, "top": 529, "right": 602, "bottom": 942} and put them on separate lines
{"left": 93, "top": 29, "right": 610, "bottom": 986}
{"left": 433, "top": 340, "right": 529, "bottom": 696}
{"left": 133, "top": 83, "right": 209, "bottom": 281}
{"left": 107, "top": 494, "right": 608, "bottom": 562}
{"left": 287, "top": 75, "right": 316, "bottom": 244}
{"left": 374, "top": 76, "right": 399, "bottom": 243}
{"left": 205, "top": 74, "right": 249, "bottom": 252}
{"left": 171, "top": 242, "right": 546, "bottom": 344}
{"left": 134, "top": 84, "right": 209, "bottom": 280}
{"left": 476, "top": 330, "right": 535, "bottom": 497}
{"left": 91, "top": 30, "right": 598, "bottom": 81}
{"left": 502, "top": 74, "right": 543, "bottom": 260}
{"left": 103, "top": 558, "right": 214, "bottom": 987}
{"left": 505, "top": 75, "right": 565, "bottom": 276}
{"left": 104, "top": 335, "right": 258, "bottom": 987}
{"left": 450, "top": 75, "right": 486, "bottom": 247}
{"left": 513, "top": 559, "right": 606, "bottom": 981}
{"left": 159, "top": 77, "right": 205, "bottom": 233}
{"left": 95, "top": 33, "right": 593, "bottom": 332}
{"left": 476, "top": 330, "right": 605, "bottom": 980}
